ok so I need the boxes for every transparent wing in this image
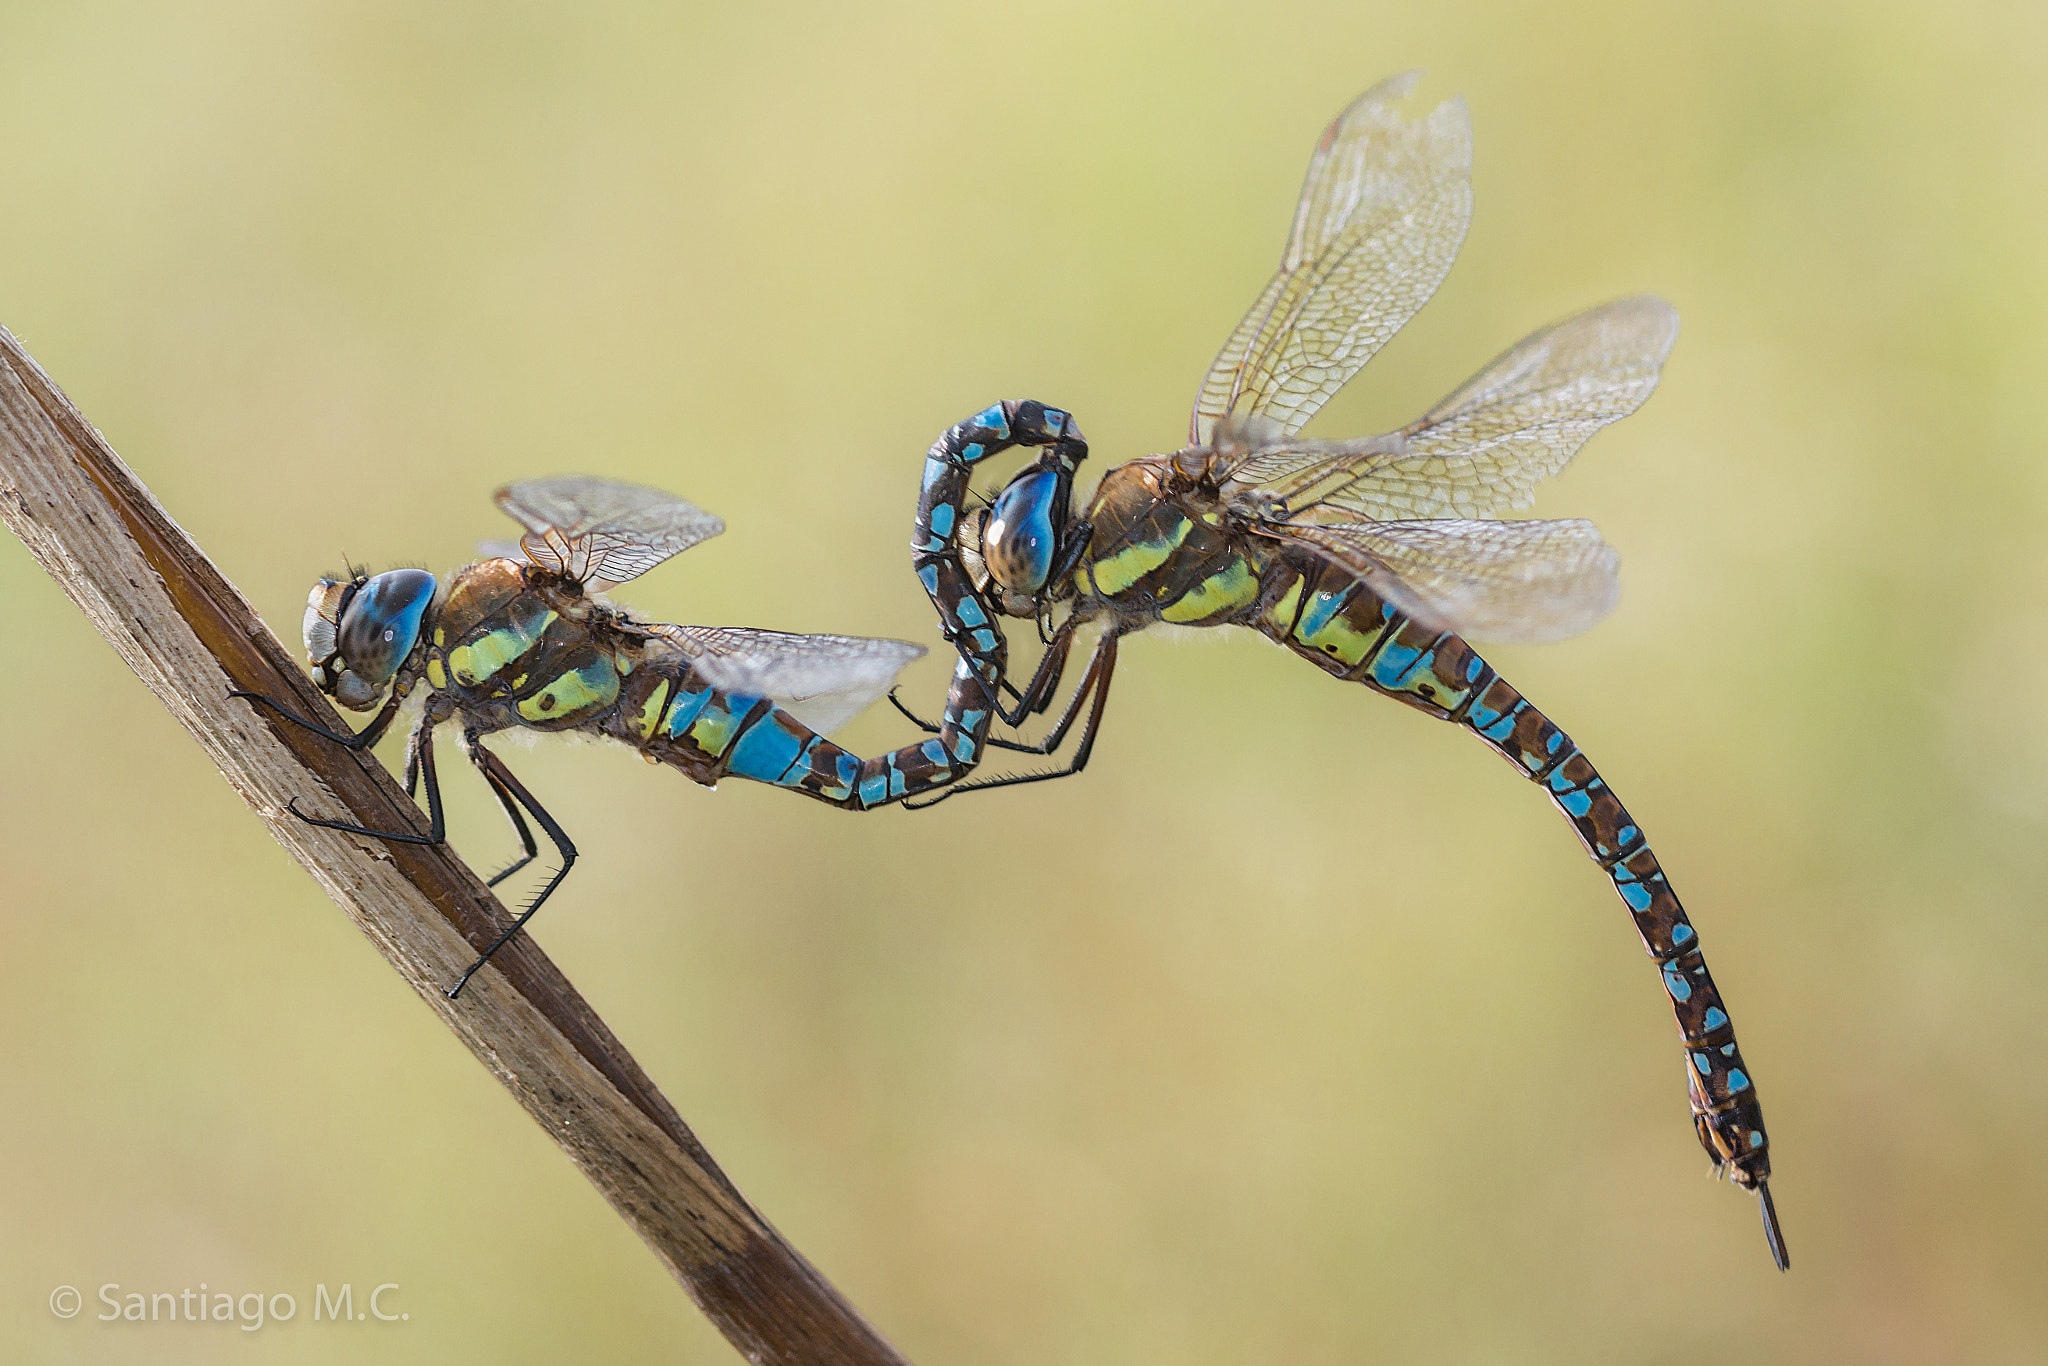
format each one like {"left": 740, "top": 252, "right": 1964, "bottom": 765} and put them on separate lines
{"left": 647, "top": 624, "right": 926, "bottom": 735}
{"left": 495, "top": 476, "right": 725, "bottom": 587}
{"left": 1223, "top": 297, "right": 1680, "bottom": 519}
{"left": 1271, "top": 516, "right": 1619, "bottom": 644}
{"left": 1192, "top": 72, "right": 1473, "bottom": 446}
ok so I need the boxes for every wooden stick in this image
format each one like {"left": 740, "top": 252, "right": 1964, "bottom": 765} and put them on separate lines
{"left": 0, "top": 322, "right": 913, "bottom": 1366}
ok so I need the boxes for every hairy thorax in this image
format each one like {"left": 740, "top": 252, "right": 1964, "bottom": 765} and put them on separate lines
{"left": 1072, "top": 456, "right": 1273, "bottom": 630}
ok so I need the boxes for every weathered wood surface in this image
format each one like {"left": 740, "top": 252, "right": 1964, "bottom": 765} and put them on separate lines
{"left": 0, "top": 322, "right": 912, "bottom": 1366}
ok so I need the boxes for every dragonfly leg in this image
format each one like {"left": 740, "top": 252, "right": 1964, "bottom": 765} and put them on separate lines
{"left": 447, "top": 735, "right": 578, "bottom": 999}
{"left": 478, "top": 766, "right": 542, "bottom": 889}
{"left": 885, "top": 689, "right": 1041, "bottom": 754}
{"left": 231, "top": 684, "right": 407, "bottom": 751}
{"left": 283, "top": 715, "right": 447, "bottom": 846}
{"left": 904, "top": 631, "right": 1118, "bottom": 808}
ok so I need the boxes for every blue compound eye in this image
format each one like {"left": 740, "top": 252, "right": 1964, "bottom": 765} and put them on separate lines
{"left": 334, "top": 568, "right": 437, "bottom": 702}
{"left": 983, "top": 469, "right": 1059, "bottom": 595}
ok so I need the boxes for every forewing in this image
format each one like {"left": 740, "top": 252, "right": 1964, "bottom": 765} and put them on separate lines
{"left": 648, "top": 624, "right": 927, "bottom": 735}
{"left": 1274, "top": 516, "right": 1620, "bottom": 644}
{"left": 1192, "top": 72, "right": 1473, "bottom": 445}
{"left": 495, "top": 476, "right": 725, "bottom": 586}
{"left": 1222, "top": 297, "right": 1680, "bottom": 521}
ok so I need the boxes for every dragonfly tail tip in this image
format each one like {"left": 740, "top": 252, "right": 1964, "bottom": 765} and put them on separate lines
{"left": 1757, "top": 1180, "right": 1790, "bottom": 1271}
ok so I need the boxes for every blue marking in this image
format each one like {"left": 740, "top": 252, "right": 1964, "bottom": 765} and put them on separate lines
{"left": 917, "top": 564, "right": 940, "bottom": 595}
{"left": 777, "top": 734, "right": 824, "bottom": 787}
{"left": 918, "top": 738, "right": 949, "bottom": 767}
{"left": 1369, "top": 642, "right": 1421, "bottom": 686}
{"left": 971, "top": 628, "right": 997, "bottom": 653}
{"left": 728, "top": 716, "right": 806, "bottom": 785}
{"left": 859, "top": 772, "right": 888, "bottom": 806}
{"left": 1480, "top": 703, "right": 1521, "bottom": 742}
{"left": 1617, "top": 824, "right": 1638, "bottom": 847}
{"left": 929, "top": 503, "right": 955, "bottom": 538}
{"left": 888, "top": 760, "right": 907, "bottom": 798}
{"left": 916, "top": 533, "right": 945, "bottom": 553}
{"left": 1465, "top": 655, "right": 1483, "bottom": 682}
{"left": 663, "top": 686, "right": 714, "bottom": 738}
{"left": 951, "top": 731, "right": 976, "bottom": 762}
{"left": 1749, "top": 1132, "right": 1765, "bottom": 1148}
{"left": 1464, "top": 699, "right": 1502, "bottom": 730}
{"left": 1663, "top": 967, "right": 1692, "bottom": 1001}
{"left": 960, "top": 441, "right": 985, "bottom": 462}
{"left": 956, "top": 597, "right": 988, "bottom": 627}
{"left": 834, "top": 753, "right": 860, "bottom": 789}
{"left": 1618, "top": 881, "right": 1654, "bottom": 913}
{"left": 1294, "top": 588, "right": 1354, "bottom": 640}
{"left": 959, "top": 708, "right": 986, "bottom": 733}
{"left": 1558, "top": 789, "right": 1593, "bottom": 818}
{"left": 1728, "top": 1070, "right": 1751, "bottom": 1092}
{"left": 973, "top": 404, "right": 1009, "bottom": 438}
{"left": 1704, "top": 1007, "right": 1728, "bottom": 1031}
{"left": 922, "top": 456, "right": 950, "bottom": 490}
{"left": 1671, "top": 924, "right": 1696, "bottom": 946}
{"left": 1693, "top": 1052, "right": 1713, "bottom": 1076}
{"left": 1041, "top": 408, "right": 1065, "bottom": 431}
{"left": 1720, "top": 1043, "right": 1737, "bottom": 1057}
{"left": 1545, "top": 730, "right": 1565, "bottom": 754}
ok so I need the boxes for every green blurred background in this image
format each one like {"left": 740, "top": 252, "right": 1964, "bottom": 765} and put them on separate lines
{"left": 4, "top": 1, "right": 2045, "bottom": 1361}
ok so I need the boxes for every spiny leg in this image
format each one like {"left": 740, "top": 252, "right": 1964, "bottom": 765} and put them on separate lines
{"left": 904, "top": 631, "right": 1118, "bottom": 808}
{"left": 889, "top": 614, "right": 1084, "bottom": 742}
{"left": 284, "top": 715, "right": 447, "bottom": 845}
{"left": 447, "top": 736, "right": 579, "bottom": 999}
{"left": 886, "top": 690, "right": 1041, "bottom": 755}
{"left": 232, "top": 683, "right": 407, "bottom": 751}
{"left": 477, "top": 769, "right": 542, "bottom": 890}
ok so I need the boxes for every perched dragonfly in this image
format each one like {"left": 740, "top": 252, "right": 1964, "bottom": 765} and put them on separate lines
{"left": 236, "top": 476, "right": 1004, "bottom": 996}
{"left": 899, "top": 73, "right": 1786, "bottom": 1268}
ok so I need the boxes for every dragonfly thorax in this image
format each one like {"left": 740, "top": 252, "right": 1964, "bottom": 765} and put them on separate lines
{"left": 303, "top": 567, "right": 437, "bottom": 711}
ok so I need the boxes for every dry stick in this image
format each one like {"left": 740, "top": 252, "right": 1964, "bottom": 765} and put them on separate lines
{"left": 0, "top": 323, "right": 912, "bottom": 1366}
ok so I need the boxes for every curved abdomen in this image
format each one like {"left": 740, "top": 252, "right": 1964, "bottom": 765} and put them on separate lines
{"left": 1250, "top": 553, "right": 1773, "bottom": 1191}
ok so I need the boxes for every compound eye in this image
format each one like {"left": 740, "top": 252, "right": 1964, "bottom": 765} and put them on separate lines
{"left": 983, "top": 469, "right": 1059, "bottom": 595}
{"left": 334, "top": 568, "right": 437, "bottom": 698}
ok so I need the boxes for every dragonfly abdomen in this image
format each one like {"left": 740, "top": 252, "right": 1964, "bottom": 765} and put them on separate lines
{"left": 609, "top": 657, "right": 992, "bottom": 810}
{"left": 1254, "top": 552, "right": 1772, "bottom": 1195}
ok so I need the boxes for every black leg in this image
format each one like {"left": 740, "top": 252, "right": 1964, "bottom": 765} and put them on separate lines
{"left": 285, "top": 716, "right": 446, "bottom": 845}
{"left": 478, "top": 766, "right": 542, "bottom": 888}
{"left": 905, "top": 632, "right": 1118, "bottom": 809}
{"left": 886, "top": 689, "right": 1042, "bottom": 755}
{"left": 231, "top": 685, "right": 405, "bottom": 751}
{"left": 447, "top": 737, "right": 579, "bottom": 999}
{"left": 1000, "top": 615, "right": 1080, "bottom": 727}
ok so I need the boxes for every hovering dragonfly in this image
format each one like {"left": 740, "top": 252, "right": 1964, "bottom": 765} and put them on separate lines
{"left": 899, "top": 73, "right": 1786, "bottom": 1267}
{"left": 236, "top": 476, "right": 1004, "bottom": 997}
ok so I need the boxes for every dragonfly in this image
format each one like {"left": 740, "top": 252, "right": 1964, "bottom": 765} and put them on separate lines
{"left": 897, "top": 72, "right": 1786, "bottom": 1268}
{"left": 236, "top": 475, "right": 1007, "bottom": 997}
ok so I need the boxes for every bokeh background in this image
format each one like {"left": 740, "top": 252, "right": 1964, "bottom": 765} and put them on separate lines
{"left": 4, "top": 2, "right": 2045, "bottom": 1362}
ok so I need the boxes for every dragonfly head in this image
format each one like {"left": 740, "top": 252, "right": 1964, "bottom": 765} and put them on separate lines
{"left": 980, "top": 461, "right": 1085, "bottom": 617}
{"left": 303, "top": 567, "right": 438, "bottom": 710}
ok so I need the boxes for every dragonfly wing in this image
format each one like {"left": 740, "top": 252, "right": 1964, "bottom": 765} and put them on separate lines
{"left": 1192, "top": 72, "right": 1473, "bottom": 446}
{"left": 1222, "top": 297, "right": 1680, "bottom": 521}
{"left": 1272, "top": 516, "right": 1620, "bottom": 645}
{"left": 650, "top": 624, "right": 927, "bottom": 735}
{"left": 495, "top": 476, "right": 725, "bottom": 586}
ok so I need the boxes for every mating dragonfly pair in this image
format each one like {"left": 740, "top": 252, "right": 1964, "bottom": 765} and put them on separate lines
{"left": 237, "top": 71, "right": 1784, "bottom": 1269}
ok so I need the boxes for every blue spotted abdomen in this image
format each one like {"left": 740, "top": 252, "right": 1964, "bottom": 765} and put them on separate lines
{"left": 1254, "top": 554, "right": 1771, "bottom": 1189}
{"left": 607, "top": 660, "right": 983, "bottom": 811}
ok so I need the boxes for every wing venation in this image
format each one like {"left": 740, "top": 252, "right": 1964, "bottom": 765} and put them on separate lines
{"left": 495, "top": 476, "right": 725, "bottom": 587}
